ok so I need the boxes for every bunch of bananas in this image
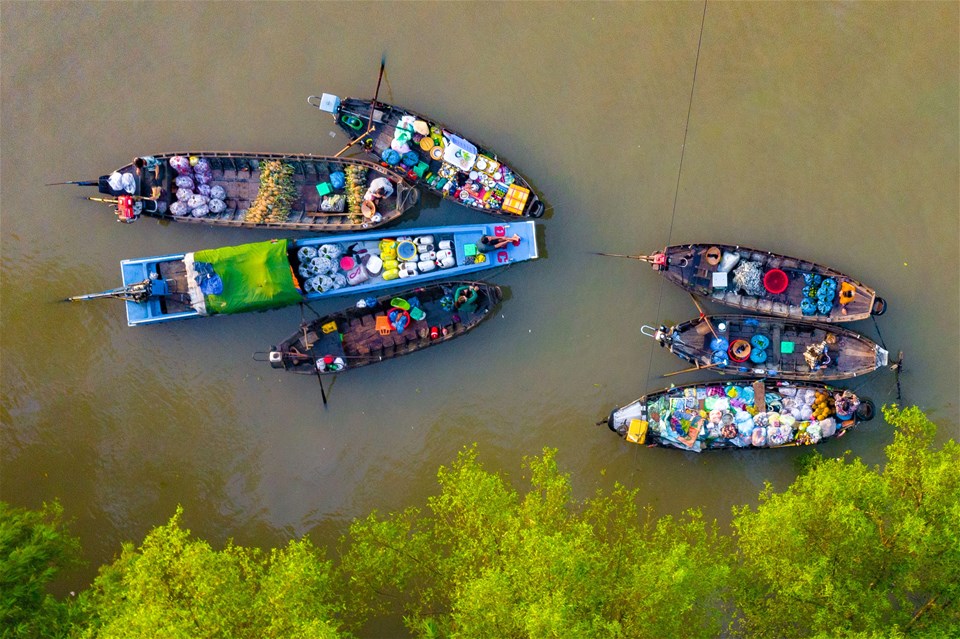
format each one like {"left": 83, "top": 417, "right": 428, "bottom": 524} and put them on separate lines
{"left": 344, "top": 165, "right": 367, "bottom": 224}
{"left": 246, "top": 160, "right": 296, "bottom": 224}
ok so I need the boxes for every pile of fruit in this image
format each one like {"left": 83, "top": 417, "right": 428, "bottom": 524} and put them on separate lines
{"left": 344, "top": 164, "right": 367, "bottom": 224}
{"left": 246, "top": 160, "right": 297, "bottom": 224}
{"left": 811, "top": 391, "right": 835, "bottom": 421}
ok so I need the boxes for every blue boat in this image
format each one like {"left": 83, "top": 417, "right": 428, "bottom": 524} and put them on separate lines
{"left": 70, "top": 221, "right": 538, "bottom": 326}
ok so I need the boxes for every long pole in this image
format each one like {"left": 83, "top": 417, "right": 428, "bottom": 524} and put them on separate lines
{"left": 592, "top": 251, "right": 650, "bottom": 261}
{"left": 661, "top": 362, "right": 720, "bottom": 378}
{"left": 334, "top": 57, "right": 387, "bottom": 159}
{"left": 46, "top": 179, "right": 98, "bottom": 186}
{"left": 688, "top": 293, "right": 719, "bottom": 340}
{"left": 300, "top": 311, "right": 328, "bottom": 406}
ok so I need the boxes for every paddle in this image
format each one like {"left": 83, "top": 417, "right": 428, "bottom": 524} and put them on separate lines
{"left": 661, "top": 362, "right": 720, "bottom": 378}
{"left": 334, "top": 56, "right": 387, "bottom": 158}
{"left": 299, "top": 306, "right": 328, "bottom": 406}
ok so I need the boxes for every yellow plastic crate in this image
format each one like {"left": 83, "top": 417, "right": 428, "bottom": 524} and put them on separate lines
{"left": 321, "top": 321, "right": 338, "bottom": 334}
{"left": 626, "top": 419, "right": 648, "bottom": 445}
{"left": 501, "top": 184, "right": 530, "bottom": 215}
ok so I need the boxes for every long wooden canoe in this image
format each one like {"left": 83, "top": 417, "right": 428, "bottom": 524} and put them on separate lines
{"left": 70, "top": 221, "right": 537, "bottom": 326}
{"left": 70, "top": 151, "right": 419, "bottom": 231}
{"left": 309, "top": 94, "right": 544, "bottom": 219}
{"left": 602, "top": 379, "right": 875, "bottom": 453}
{"left": 643, "top": 314, "right": 889, "bottom": 381}
{"left": 267, "top": 281, "right": 501, "bottom": 375}
{"left": 627, "top": 244, "right": 886, "bottom": 322}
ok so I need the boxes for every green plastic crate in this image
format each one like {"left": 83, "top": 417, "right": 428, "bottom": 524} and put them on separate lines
{"left": 780, "top": 341, "right": 795, "bottom": 354}
{"left": 316, "top": 182, "right": 333, "bottom": 196}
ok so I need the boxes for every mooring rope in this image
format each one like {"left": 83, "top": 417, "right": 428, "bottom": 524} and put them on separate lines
{"left": 627, "top": 1, "right": 709, "bottom": 465}
{"left": 642, "top": 0, "right": 709, "bottom": 393}
{"left": 870, "top": 314, "right": 887, "bottom": 350}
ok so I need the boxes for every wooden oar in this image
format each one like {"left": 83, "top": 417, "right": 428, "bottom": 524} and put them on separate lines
{"left": 298, "top": 308, "right": 329, "bottom": 406}
{"left": 334, "top": 56, "right": 387, "bottom": 158}
{"left": 661, "top": 362, "right": 720, "bottom": 378}
{"left": 688, "top": 293, "right": 719, "bottom": 340}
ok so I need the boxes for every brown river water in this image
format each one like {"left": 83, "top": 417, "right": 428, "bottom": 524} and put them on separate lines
{"left": 2, "top": 0, "right": 957, "bottom": 616}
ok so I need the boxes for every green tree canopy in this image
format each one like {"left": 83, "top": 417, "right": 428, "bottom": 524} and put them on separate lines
{"left": 6, "top": 406, "right": 957, "bottom": 638}
{"left": 77, "top": 507, "right": 346, "bottom": 639}
{"left": 0, "top": 500, "right": 81, "bottom": 639}
{"left": 341, "top": 447, "right": 731, "bottom": 638}
{"left": 730, "top": 405, "right": 960, "bottom": 637}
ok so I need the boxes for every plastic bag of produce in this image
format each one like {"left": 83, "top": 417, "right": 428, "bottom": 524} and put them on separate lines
{"left": 197, "top": 183, "right": 212, "bottom": 197}
{"left": 751, "top": 427, "right": 767, "bottom": 447}
{"left": 210, "top": 185, "right": 226, "bottom": 200}
{"left": 187, "top": 194, "right": 208, "bottom": 209}
{"left": 176, "top": 188, "right": 193, "bottom": 201}
{"left": 175, "top": 175, "right": 195, "bottom": 189}
{"left": 190, "top": 204, "right": 209, "bottom": 217}
{"left": 169, "top": 156, "right": 192, "bottom": 174}
{"left": 208, "top": 198, "right": 226, "bottom": 214}
{"left": 309, "top": 256, "right": 333, "bottom": 274}
{"left": 170, "top": 201, "right": 190, "bottom": 216}
{"left": 193, "top": 158, "right": 212, "bottom": 176}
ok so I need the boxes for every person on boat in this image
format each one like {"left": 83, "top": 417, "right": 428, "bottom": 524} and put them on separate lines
{"left": 453, "top": 284, "right": 481, "bottom": 313}
{"left": 363, "top": 177, "right": 395, "bottom": 202}
{"left": 803, "top": 341, "right": 830, "bottom": 370}
{"left": 478, "top": 234, "right": 520, "bottom": 252}
{"left": 838, "top": 281, "right": 856, "bottom": 315}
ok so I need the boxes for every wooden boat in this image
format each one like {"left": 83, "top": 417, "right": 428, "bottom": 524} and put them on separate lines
{"left": 266, "top": 281, "right": 502, "bottom": 375}
{"left": 616, "top": 244, "right": 886, "bottom": 322}
{"left": 308, "top": 94, "right": 544, "bottom": 219}
{"left": 602, "top": 379, "right": 875, "bottom": 453}
{"left": 64, "top": 151, "right": 419, "bottom": 231}
{"left": 69, "top": 221, "right": 537, "bottom": 326}
{"left": 643, "top": 314, "right": 889, "bottom": 381}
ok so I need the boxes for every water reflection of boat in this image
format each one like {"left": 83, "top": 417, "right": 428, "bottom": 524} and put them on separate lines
{"left": 602, "top": 379, "right": 875, "bottom": 453}
{"left": 643, "top": 314, "right": 889, "bottom": 381}
{"left": 266, "top": 281, "right": 502, "bottom": 375}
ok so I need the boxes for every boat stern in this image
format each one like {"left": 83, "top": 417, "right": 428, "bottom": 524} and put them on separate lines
{"left": 121, "top": 255, "right": 197, "bottom": 326}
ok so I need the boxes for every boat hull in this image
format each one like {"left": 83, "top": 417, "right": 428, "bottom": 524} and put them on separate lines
{"left": 96, "top": 151, "right": 418, "bottom": 231}
{"left": 116, "top": 221, "right": 537, "bottom": 326}
{"left": 649, "top": 244, "right": 884, "bottom": 323}
{"left": 329, "top": 97, "right": 544, "bottom": 219}
{"left": 269, "top": 281, "right": 502, "bottom": 374}
{"left": 648, "top": 314, "right": 888, "bottom": 381}
{"left": 605, "top": 379, "right": 874, "bottom": 452}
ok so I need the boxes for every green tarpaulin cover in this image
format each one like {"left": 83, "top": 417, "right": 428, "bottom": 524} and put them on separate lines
{"left": 194, "top": 240, "right": 302, "bottom": 315}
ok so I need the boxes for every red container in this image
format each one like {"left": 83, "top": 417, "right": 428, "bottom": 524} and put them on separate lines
{"left": 763, "top": 268, "right": 789, "bottom": 294}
